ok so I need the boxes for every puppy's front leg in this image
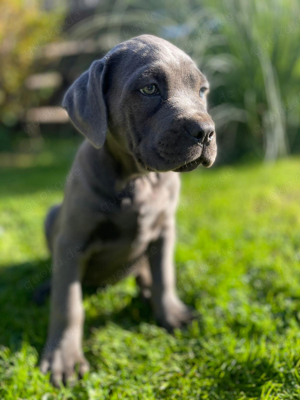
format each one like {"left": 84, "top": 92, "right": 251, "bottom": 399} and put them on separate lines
{"left": 148, "top": 218, "right": 194, "bottom": 331}
{"left": 40, "top": 235, "right": 89, "bottom": 387}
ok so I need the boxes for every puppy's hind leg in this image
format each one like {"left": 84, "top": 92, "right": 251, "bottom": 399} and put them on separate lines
{"left": 32, "top": 278, "right": 51, "bottom": 305}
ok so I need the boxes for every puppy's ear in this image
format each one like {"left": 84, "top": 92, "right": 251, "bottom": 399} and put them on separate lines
{"left": 63, "top": 59, "right": 107, "bottom": 148}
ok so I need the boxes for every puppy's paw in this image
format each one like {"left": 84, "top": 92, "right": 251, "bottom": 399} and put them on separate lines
{"left": 40, "top": 340, "right": 89, "bottom": 387}
{"left": 153, "top": 294, "right": 196, "bottom": 332}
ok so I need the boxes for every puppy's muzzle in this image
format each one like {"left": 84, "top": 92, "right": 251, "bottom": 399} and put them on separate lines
{"left": 186, "top": 120, "right": 215, "bottom": 145}
{"left": 156, "top": 116, "right": 216, "bottom": 172}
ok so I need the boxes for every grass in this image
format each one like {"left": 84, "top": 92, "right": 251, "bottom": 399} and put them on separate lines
{"left": 1, "top": 139, "right": 300, "bottom": 399}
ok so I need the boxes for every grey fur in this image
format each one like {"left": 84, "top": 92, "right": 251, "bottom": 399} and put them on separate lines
{"left": 40, "top": 34, "right": 217, "bottom": 386}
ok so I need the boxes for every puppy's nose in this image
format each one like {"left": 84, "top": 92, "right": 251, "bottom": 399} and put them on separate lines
{"left": 188, "top": 121, "right": 215, "bottom": 143}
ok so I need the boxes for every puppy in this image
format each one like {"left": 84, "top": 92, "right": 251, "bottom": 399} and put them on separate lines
{"left": 40, "top": 34, "right": 217, "bottom": 386}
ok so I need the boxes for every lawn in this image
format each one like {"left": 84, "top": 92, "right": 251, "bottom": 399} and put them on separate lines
{"left": 1, "top": 139, "right": 300, "bottom": 399}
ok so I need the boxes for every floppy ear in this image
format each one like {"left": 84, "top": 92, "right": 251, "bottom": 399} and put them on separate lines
{"left": 62, "top": 59, "right": 107, "bottom": 148}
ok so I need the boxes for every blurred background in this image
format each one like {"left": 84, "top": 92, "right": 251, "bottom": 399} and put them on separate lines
{"left": 1, "top": 0, "right": 300, "bottom": 164}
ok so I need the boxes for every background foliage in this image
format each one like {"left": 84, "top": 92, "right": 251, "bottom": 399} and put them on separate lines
{"left": 0, "top": 0, "right": 63, "bottom": 127}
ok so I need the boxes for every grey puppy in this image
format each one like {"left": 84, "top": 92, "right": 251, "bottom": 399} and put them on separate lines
{"left": 40, "top": 34, "right": 217, "bottom": 386}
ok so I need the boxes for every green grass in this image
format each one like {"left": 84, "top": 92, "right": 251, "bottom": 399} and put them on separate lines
{"left": 1, "top": 139, "right": 300, "bottom": 399}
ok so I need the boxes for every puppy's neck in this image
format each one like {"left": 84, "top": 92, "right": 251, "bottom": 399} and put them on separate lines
{"left": 104, "top": 132, "right": 148, "bottom": 184}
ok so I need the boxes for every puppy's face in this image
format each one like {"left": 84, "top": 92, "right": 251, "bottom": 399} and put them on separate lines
{"left": 106, "top": 35, "right": 217, "bottom": 172}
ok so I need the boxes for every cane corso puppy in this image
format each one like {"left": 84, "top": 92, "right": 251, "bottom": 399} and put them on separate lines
{"left": 40, "top": 34, "right": 217, "bottom": 386}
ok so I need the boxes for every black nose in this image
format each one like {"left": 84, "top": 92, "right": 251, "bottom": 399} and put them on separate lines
{"left": 188, "top": 121, "right": 215, "bottom": 143}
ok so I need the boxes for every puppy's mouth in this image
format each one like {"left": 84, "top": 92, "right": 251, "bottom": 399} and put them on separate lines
{"left": 158, "top": 147, "right": 211, "bottom": 172}
{"left": 172, "top": 156, "right": 203, "bottom": 172}
{"left": 135, "top": 146, "right": 214, "bottom": 173}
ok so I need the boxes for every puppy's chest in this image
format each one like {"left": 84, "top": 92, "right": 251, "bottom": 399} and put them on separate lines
{"left": 86, "top": 173, "right": 177, "bottom": 266}
{"left": 83, "top": 173, "right": 178, "bottom": 280}
{"left": 119, "top": 175, "right": 172, "bottom": 246}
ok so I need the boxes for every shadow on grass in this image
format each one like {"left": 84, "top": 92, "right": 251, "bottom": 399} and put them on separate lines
{"left": 2, "top": 258, "right": 300, "bottom": 347}
{"left": 0, "top": 258, "right": 154, "bottom": 354}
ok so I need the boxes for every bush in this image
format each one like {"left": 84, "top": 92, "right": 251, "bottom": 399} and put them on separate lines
{"left": 198, "top": 0, "right": 300, "bottom": 161}
{"left": 0, "top": 0, "right": 63, "bottom": 126}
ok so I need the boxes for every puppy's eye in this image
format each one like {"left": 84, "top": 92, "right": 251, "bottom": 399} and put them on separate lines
{"left": 140, "top": 84, "right": 160, "bottom": 96}
{"left": 200, "top": 87, "right": 208, "bottom": 99}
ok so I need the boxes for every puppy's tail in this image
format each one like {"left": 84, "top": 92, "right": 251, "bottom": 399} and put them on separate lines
{"left": 44, "top": 204, "right": 61, "bottom": 253}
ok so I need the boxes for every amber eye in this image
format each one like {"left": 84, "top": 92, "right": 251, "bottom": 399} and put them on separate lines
{"left": 140, "top": 84, "right": 159, "bottom": 96}
{"left": 200, "top": 87, "right": 208, "bottom": 99}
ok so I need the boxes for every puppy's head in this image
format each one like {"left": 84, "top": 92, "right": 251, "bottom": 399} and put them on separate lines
{"left": 63, "top": 34, "right": 217, "bottom": 172}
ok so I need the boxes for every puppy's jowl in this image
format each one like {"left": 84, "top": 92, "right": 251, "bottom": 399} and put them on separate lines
{"left": 40, "top": 34, "right": 217, "bottom": 386}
